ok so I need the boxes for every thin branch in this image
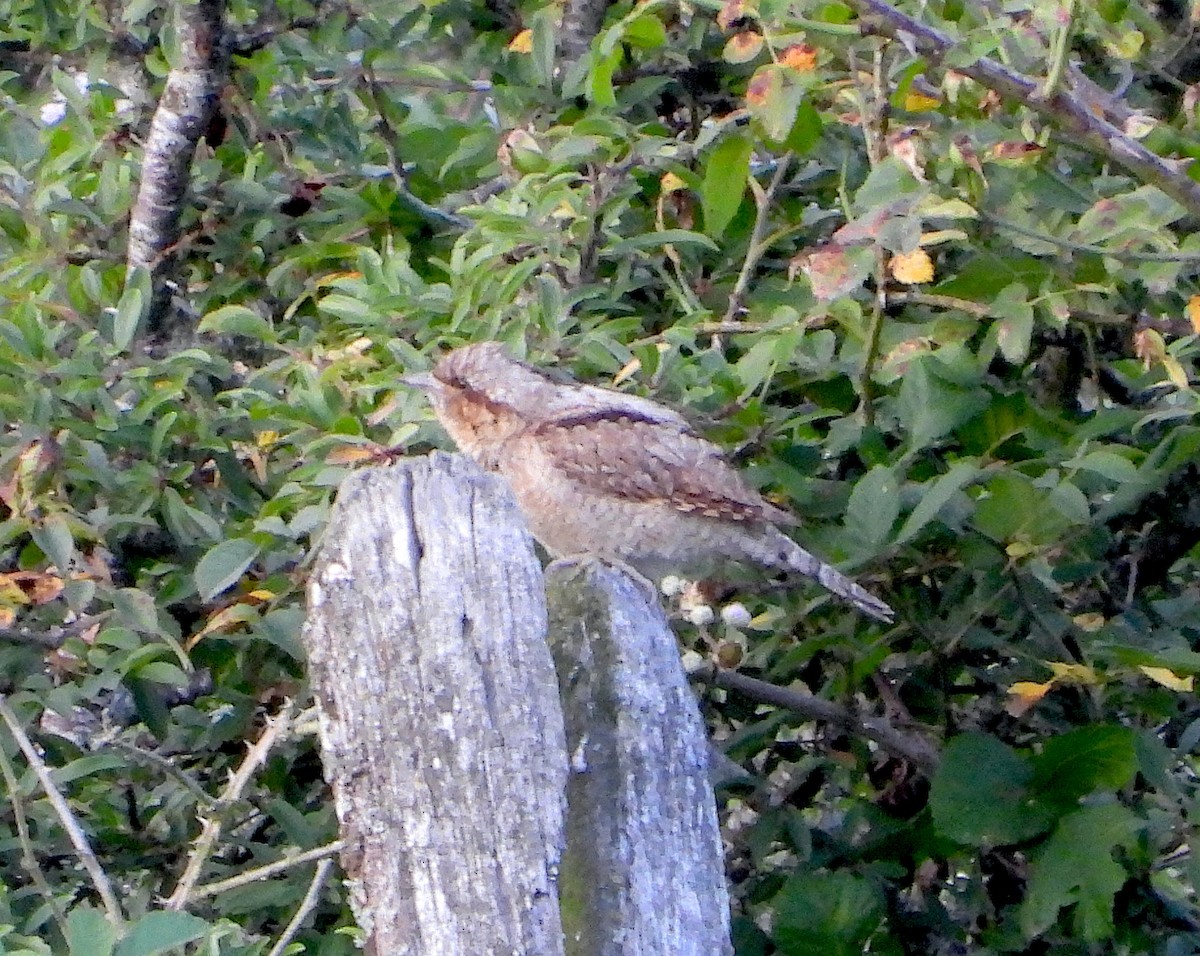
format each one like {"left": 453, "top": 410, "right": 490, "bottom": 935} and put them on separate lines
{"left": 361, "top": 68, "right": 470, "bottom": 231}
{"left": 984, "top": 214, "right": 1200, "bottom": 262}
{"left": 165, "top": 703, "right": 295, "bottom": 910}
{"left": 860, "top": 247, "right": 888, "bottom": 426}
{"left": 888, "top": 291, "right": 991, "bottom": 317}
{"left": 0, "top": 695, "right": 124, "bottom": 926}
{"left": 853, "top": 44, "right": 890, "bottom": 426}
{"left": 0, "top": 616, "right": 104, "bottom": 649}
{"left": 702, "top": 667, "right": 941, "bottom": 772}
{"left": 265, "top": 858, "right": 336, "bottom": 956}
{"left": 0, "top": 733, "right": 69, "bottom": 937}
{"left": 1039, "top": 0, "right": 1078, "bottom": 100}
{"left": 723, "top": 154, "right": 794, "bottom": 323}
{"left": 848, "top": 0, "right": 1200, "bottom": 216}
{"left": 189, "top": 840, "right": 346, "bottom": 901}
{"left": 102, "top": 738, "right": 216, "bottom": 808}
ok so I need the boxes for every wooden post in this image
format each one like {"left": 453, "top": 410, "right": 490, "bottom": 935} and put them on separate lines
{"left": 302, "top": 454, "right": 568, "bottom": 955}
{"left": 304, "top": 453, "right": 733, "bottom": 955}
{"left": 547, "top": 561, "right": 734, "bottom": 956}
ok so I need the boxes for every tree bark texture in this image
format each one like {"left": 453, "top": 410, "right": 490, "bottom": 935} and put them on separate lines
{"left": 546, "top": 560, "right": 734, "bottom": 956}
{"left": 126, "top": 0, "right": 228, "bottom": 338}
{"left": 303, "top": 455, "right": 568, "bottom": 956}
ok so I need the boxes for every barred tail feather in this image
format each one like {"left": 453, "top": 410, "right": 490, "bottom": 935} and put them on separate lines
{"left": 764, "top": 530, "right": 894, "bottom": 623}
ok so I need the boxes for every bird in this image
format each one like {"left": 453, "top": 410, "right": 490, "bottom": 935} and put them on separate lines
{"left": 403, "top": 342, "right": 894, "bottom": 622}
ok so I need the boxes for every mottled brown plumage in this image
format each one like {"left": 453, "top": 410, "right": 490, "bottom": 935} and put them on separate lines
{"left": 407, "top": 342, "right": 893, "bottom": 622}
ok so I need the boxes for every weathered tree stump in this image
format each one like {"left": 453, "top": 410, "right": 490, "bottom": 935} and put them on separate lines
{"left": 303, "top": 454, "right": 733, "bottom": 955}
{"left": 303, "top": 455, "right": 567, "bottom": 955}
{"left": 548, "top": 561, "right": 733, "bottom": 956}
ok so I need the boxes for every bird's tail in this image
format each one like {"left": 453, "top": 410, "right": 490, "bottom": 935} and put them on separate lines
{"left": 760, "top": 529, "right": 894, "bottom": 623}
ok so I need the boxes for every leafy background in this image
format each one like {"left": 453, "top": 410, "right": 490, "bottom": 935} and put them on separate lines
{"left": 0, "top": 0, "right": 1199, "bottom": 952}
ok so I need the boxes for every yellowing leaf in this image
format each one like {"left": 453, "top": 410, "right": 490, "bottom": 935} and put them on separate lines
{"left": 611, "top": 356, "right": 642, "bottom": 386}
{"left": 1006, "top": 680, "right": 1054, "bottom": 717}
{"left": 724, "top": 31, "right": 764, "bottom": 64}
{"left": 1139, "top": 666, "right": 1194, "bottom": 691}
{"left": 660, "top": 172, "right": 686, "bottom": 194}
{"left": 1133, "top": 327, "right": 1165, "bottom": 370}
{"left": 1163, "top": 354, "right": 1192, "bottom": 390}
{"left": 1072, "top": 612, "right": 1106, "bottom": 632}
{"left": 1187, "top": 294, "right": 1200, "bottom": 334}
{"left": 1046, "top": 661, "right": 1101, "bottom": 685}
{"left": 890, "top": 248, "right": 934, "bottom": 284}
{"left": 1006, "top": 540, "right": 1035, "bottom": 557}
{"left": 904, "top": 90, "right": 941, "bottom": 111}
{"left": 780, "top": 44, "right": 818, "bottom": 71}
{"left": 508, "top": 29, "right": 533, "bottom": 53}
{"left": 791, "top": 245, "right": 870, "bottom": 301}
{"left": 988, "top": 141, "right": 1044, "bottom": 164}
{"left": 326, "top": 444, "right": 383, "bottom": 465}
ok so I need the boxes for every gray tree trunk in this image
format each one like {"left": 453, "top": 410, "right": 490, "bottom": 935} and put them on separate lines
{"left": 303, "top": 453, "right": 733, "bottom": 955}
{"left": 302, "top": 455, "right": 568, "bottom": 956}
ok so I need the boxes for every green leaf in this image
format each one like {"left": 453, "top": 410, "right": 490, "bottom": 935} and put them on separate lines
{"left": 195, "top": 538, "right": 261, "bottom": 601}
{"left": 992, "top": 283, "right": 1034, "bottom": 364}
{"left": 112, "top": 283, "right": 145, "bottom": 351}
{"left": 624, "top": 14, "right": 667, "bottom": 47}
{"left": 893, "top": 460, "right": 979, "bottom": 545}
{"left": 895, "top": 358, "right": 987, "bottom": 450}
{"left": 67, "top": 905, "right": 116, "bottom": 956}
{"left": 113, "top": 911, "right": 210, "bottom": 956}
{"left": 1019, "top": 804, "right": 1140, "bottom": 942}
{"left": 589, "top": 48, "right": 621, "bottom": 108}
{"left": 701, "top": 133, "right": 752, "bottom": 239}
{"left": 197, "top": 305, "right": 276, "bottom": 342}
{"left": 1031, "top": 725, "right": 1138, "bottom": 812}
{"left": 930, "top": 734, "right": 1053, "bottom": 846}
{"left": 772, "top": 870, "right": 885, "bottom": 956}
{"left": 31, "top": 514, "right": 74, "bottom": 571}
{"left": 782, "top": 97, "right": 823, "bottom": 154}
{"left": 844, "top": 466, "right": 899, "bottom": 550}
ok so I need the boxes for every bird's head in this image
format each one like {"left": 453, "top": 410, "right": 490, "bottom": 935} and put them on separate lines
{"left": 403, "top": 342, "right": 554, "bottom": 462}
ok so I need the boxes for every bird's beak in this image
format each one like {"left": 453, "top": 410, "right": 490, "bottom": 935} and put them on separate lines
{"left": 399, "top": 371, "right": 436, "bottom": 391}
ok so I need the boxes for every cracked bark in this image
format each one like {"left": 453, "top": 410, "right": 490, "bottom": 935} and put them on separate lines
{"left": 304, "top": 455, "right": 734, "bottom": 954}
{"left": 304, "top": 456, "right": 568, "bottom": 955}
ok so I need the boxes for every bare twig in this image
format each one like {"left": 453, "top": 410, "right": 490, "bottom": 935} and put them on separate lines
{"left": 723, "top": 154, "right": 794, "bottom": 323}
{"left": 0, "top": 734, "right": 69, "bottom": 937}
{"left": 166, "top": 703, "right": 295, "bottom": 910}
{"left": 102, "top": 737, "right": 216, "bottom": 808}
{"left": 847, "top": 0, "right": 1200, "bottom": 216}
{"left": 702, "top": 667, "right": 941, "bottom": 772}
{"left": 189, "top": 840, "right": 346, "bottom": 901}
{"left": 0, "top": 616, "right": 104, "bottom": 649}
{"left": 853, "top": 44, "right": 890, "bottom": 426}
{"left": 0, "top": 695, "right": 124, "bottom": 926}
{"left": 361, "top": 68, "right": 470, "bottom": 231}
{"left": 860, "top": 247, "right": 889, "bottom": 426}
{"left": 265, "top": 857, "right": 337, "bottom": 956}
{"left": 888, "top": 291, "right": 991, "bottom": 316}
{"left": 1039, "top": 0, "right": 1078, "bottom": 100}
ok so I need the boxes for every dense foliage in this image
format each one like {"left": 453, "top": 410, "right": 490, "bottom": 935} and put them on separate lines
{"left": 0, "top": 0, "right": 1199, "bottom": 952}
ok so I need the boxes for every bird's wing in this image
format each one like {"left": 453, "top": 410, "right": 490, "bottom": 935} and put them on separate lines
{"left": 527, "top": 409, "right": 796, "bottom": 526}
